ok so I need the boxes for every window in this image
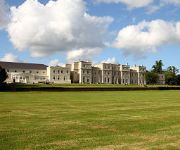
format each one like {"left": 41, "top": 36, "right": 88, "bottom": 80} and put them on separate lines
{"left": 87, "top": 78, "right": 89, "bottom": 83}
{"left": 53, "top": 76, "right": 55, "bottom": 80}
{"left": 87, "top": 70, "right": 89, "bottom": 74}
{"left": 30, "top": 71, "right": 32, "bottom": 73}
{"left": 67, "top": 70, "right": 68, "bottom": 74}
{"left": 15, "top": 70, "right": 17, "bottom": 72}
{"left": 53, "top": 70, "right": 55, "bottom": 73}
{"left": 61, "top": 70, "right": 63, "bottom": 73}
{"left": 23, "top": 70, "right": 25, "bottom": 73}
{"left": 108, "top": 78, "right": 110, "bottom": 83}
{"left": 37, "top": 71, "right": 39, "bottom": 74}
{"left": 64, "top": 76, "right": 66, "bottom": 81}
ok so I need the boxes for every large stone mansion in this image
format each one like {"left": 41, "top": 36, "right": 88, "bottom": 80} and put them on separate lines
{"left": 0, "top": 61, "right": 146, "bottom": 85}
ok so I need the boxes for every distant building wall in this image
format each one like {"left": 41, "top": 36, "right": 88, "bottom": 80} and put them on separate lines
{"left": 157, "top": 74, "right": 165, "bottom": 85}
{"left": 120, "top": 65, "right": 130, "bottom": 84}
{"left": 112, "top": 64, "right": 120, "bottom": 84}
{"left": 130, "top": 70, "right": 138, "bottom": 84}
{"left": 79, "top": 61, "right": 92, "bottom": 84}
{"left": 0, "top": 61, "right": 147, "bottom": 85}
{"left": 92, "top": 67, "right": 102, "bottom": 84}
{"left": 130, "top": 65, "right": 146, "bottom": 85}
{"left": 0, "top": 61, "right": 48, "bottom": 84}
{"left": 47, "top": 66, "right": 71, "bottom": 84}
{"left": 96, "top": 63, "right": 113, "bottom": 84}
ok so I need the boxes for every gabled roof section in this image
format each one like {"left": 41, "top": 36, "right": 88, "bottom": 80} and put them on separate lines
{"left": 0, "top": 61, "right": 47, "bottom": 70}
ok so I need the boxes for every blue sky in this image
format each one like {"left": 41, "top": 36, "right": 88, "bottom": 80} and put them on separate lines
{"left": 0, "top": 0, "right": 180, "bottom": 70}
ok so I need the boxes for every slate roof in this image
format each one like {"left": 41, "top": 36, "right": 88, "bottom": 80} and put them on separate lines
{"left": 0, "top": 61, "right": 47, "bottom": 70}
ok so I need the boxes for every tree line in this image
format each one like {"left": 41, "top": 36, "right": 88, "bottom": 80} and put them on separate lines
{"left": 146, "top": 60, "right": 180, "bottom": 85}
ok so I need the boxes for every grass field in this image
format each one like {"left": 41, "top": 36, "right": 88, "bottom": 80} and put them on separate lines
{"left": 0, "top": 91, "right": 180, "bottom": 149}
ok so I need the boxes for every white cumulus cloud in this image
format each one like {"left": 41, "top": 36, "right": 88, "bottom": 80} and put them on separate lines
{"left": 49, "top": 59, "right": 65, "bottom": 67}
{"left": 66, "top": 48, "right": 102, "bottom": 63}
{"left": 146, "top": 5, "right": 161, "bottom": 14}
{"left": 0, "top": 0, "right": 9, "bottom": 29}
{"left": 113, "top": 20, "right": 180, "bottom": 58}
{"left": 162, "top": 0, "right": 180, "bottom": 5}
{"left": 0, "top": 53, "right": 20, "bottom": 62}
{"left": 8, "top": 0, "right": 113, "bottom": 58}
{"left": 101, "top": 57, "right": 117, "bottom": 64}
{"left": 95, "top": 0, "right": 153, "bottom": 8}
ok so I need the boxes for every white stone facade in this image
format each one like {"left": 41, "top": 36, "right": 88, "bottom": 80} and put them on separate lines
{"left": 71, "top": 61, "right": 92, "bottom": 84}
{"left": 112, "top": 64, "right": 120, "bottom": 84}
{"left": 92, "top": 67, "right": 102, "bottom": 84}
{"left": 120, "top": 64, "right": 131, "bottom": 84}
{"left": 96, "top": 63, "right": 113, "bottom": 84}
{"left": 71, "top": 61, "right": 146, "bottom": 85}
{"left": 130, "top": 65, "right": 146, "bottom": 85}
{"left": 1, "top": 61, "right": 146, "bottom": 85}
{"left": 47, "top": 66, "right": 71, "bottom": 84}
{"left": 6, "top": 67, "right": 48, "bottom": 84}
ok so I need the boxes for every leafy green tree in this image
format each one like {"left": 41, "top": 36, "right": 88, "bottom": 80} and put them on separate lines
{"left": 146, "top": 71, "right": 158, "bottom": 84}
{"left": 0, "top": 66, "right": 8, "bottom": 84}
{"left": 164, "top": 71, "right": 177, "bottom": 85}
{"left": 152, "top": 60, "right": 163, "bottom": 73}
{"left": 164, "top": 66, "right": 179, "bottom": 85}
{"left": 167, "top": 66, "right": 179, "bottom": 75}
{"left": 177, "top": 75, "right": 180, "bottom": 85}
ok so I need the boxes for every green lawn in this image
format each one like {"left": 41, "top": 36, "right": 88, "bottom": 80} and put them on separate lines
{"left": 0, "top": 91, "right": 180, "bottom": 150}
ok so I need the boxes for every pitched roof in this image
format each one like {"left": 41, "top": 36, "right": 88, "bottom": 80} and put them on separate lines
{"left": 0, "top": 61, "right": 47, "bottom": 70}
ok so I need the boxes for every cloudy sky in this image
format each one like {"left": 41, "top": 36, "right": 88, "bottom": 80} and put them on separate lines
{"left": 0, "top": 0, "right": 180, "bottom": 69}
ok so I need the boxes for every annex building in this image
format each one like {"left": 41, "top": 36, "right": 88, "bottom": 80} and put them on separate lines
{"left": 0, "top": 61, "right": 146, "bottom": 85}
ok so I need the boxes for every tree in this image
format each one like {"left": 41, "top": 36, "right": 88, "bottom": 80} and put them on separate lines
{"left": 177, "top": 75, "right": 180, "bottom": 85}
{"left": 0, "top": 66, "right": 8, "bottom": 84}
{"left": 164, "top": 71, "right": 177, "bottom": 85}
{"left": 152, "top": 60, "right": 164, "bottom": 73}
{"left": 146, "top": 71, "right": 158, "bottom": 84}
{"left": 167, "top": 66, "right": 179, "bottom": 75}
{"left": 164, "top": 66, "right": 179, "bottom": 85}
